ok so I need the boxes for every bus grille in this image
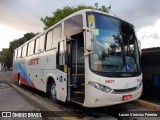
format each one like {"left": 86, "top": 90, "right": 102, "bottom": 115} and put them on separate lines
{"left": 113, "top": 87, "right": 137, "bottom": 93}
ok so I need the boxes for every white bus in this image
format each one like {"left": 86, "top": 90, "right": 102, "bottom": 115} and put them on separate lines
{"left": 13, "top": 9, "right": 142, "bottom": 107}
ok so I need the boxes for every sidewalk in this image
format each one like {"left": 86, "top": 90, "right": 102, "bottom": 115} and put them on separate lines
{"left": 0, "top": 82, "right": 42, "bottom": 120}
{"left": 0, "top": 71, "right": 13, "bottom": 83}
{"left": 0, "top": 82, "right": 38, "bottom": 111}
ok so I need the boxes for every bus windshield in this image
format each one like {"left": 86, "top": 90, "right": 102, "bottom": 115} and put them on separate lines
{"left": 87, "top": 12, "right": 141, "bottom": 75}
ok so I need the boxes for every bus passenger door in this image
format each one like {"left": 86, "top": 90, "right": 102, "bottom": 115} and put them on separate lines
{"left": 56, "top": 40, "right": 67, "bottom": 102}
{"left": 67, "top": 35, "right": 85, "bottom": 104}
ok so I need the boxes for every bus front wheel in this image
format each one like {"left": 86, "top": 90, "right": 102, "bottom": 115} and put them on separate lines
{"left": 50, "top": 82, "right": 58, "bottom": 103}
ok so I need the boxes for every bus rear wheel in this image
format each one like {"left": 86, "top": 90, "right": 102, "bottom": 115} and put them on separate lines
{"left": 18, "top": 75, "right": 22, "bottom": 87}
{"left": 50, "top": 82, "right": 58, "bottom": 103}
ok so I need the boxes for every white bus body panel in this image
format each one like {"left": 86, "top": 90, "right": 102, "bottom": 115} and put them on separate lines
{"left": 83, "top": 56, "right": 142, "bottom": 107}
{"left": 16, "top": 47, "right": 67, "bottom": 102}
{"left": 83, "top": 83, "right": 142, "bottom": 107}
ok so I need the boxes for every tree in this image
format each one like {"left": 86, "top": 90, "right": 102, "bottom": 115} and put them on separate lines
{"left": 0, "top": 48, "right": 10, "bottom": 68}
{"left": 9, "top": 32, "right": 38, "bottom": 68}
{"left": 0, "top": 32, "right": 37, "bottom": 69}
{"left": 41, "top": 3, "right": 111, "bottom": 30}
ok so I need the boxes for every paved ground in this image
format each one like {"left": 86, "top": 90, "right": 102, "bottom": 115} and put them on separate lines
{"left": 0, "top": 71, "right": 13, "bottom": 83}
{"left": 0, "top": 83, "right": 39, "bottom": 111}
{"left": 0, "top": 72, "right": 42, "bottom": 120}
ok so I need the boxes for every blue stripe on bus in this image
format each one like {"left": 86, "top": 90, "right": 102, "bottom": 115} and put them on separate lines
{"left": 15, "top": 62, "right": 33, "bottom": 86}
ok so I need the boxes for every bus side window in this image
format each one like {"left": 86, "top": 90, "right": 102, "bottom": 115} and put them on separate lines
{"left": 17, "top": 48, "right": 22, "bottom": 59}
{"left": 14, "top": 50, "right": 17, "bottom": 60}
{"left": 27, "top": 43, "right": 29, "bottom": 56}
{"left": 58, "top": 41, "right": 65, "bottom": 65}
{"left": 53, "top": 24, "right": 62, "bottom": 48}
{"left": 46, "top": 29, "right": 54, "bottom": 50}
{"left": 35, "top": 34, "right": 45, "bottom": 53}
{"left": 27, "top": 40, "right": 35, "bottom": 56}
{"left": 64, "top": 15, "right": 83, "bottom": 37}
{"left": 39, "top": 35, "right": 45, "bottom": 52}
{"left": 22, "top": 45, "right": 27, "bottom": 57}
{"left": 35, "top": 37, "right": 40, "bottom": 54}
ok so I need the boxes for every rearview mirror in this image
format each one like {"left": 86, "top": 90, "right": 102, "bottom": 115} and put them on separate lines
{"left": 85, "top": 31, "right": 93, "bottom": 51}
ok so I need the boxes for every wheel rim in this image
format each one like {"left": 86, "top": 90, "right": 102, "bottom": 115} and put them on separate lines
{"left": 51, "top": 84, "right": 56, "bottom": 99}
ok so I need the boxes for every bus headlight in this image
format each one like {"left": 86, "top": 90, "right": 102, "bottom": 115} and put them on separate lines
{"left": 88, "top": 81, "right": 113, "bottom": 93}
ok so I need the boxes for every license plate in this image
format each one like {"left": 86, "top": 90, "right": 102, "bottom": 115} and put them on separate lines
{"left": 123, "top": 94, "right": 132, "bottom": 101}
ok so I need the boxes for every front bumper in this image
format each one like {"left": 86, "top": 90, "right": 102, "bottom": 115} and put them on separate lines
{"left": 83, "top": 84, "right": 143, "bottom": 107}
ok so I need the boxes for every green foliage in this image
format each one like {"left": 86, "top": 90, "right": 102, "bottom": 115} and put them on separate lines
{"left": 0, "top": 48, "right": 10, "bottom": 68}
{"left": 41, "top": 3, "right": 111, "bottom": 30}
{"left": 0, "top": 32, "right": 37, "bottom": 69}
{"left": 9, "top": 32, "right": 37, "bottom": 54}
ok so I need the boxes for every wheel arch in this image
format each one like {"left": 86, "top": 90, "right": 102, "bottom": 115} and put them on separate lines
{"left": 45, "top": 73, "right": 57, "bottom": 93}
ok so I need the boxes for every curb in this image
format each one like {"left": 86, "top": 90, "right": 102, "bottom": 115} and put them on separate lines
{"left": 8, "top": 83, "right": 79, "bottom": 120}
{"left": 135, "top": 99, "right": 160, "bottom": 111}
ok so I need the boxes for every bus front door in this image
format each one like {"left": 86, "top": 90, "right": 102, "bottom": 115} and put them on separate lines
{"left": 67, "top": 36, "right": 85, "bottom": 104}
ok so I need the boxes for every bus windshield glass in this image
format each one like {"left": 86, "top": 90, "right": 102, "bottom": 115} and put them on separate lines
{"left": 87, "top": 12, "right": 140, "bottom": 74}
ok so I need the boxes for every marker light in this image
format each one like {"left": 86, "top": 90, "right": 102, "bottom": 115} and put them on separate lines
{"left": 88, "top": 81, "right": 113, "bottom": 93}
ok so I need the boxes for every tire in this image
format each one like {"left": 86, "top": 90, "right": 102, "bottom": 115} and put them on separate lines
{"left": 18, "top": 76, "right": 22, "bottom": 87}
{"left": 50, "top": 82, "right": 58, "bottom": 103}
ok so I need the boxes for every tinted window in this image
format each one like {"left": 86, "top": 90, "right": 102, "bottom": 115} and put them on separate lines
{"left": 35, "top": 38, "right": 40, "bottom": 53}
{"left": 27, "top": 43, "right": 31, "bottom": 56}
{"left": 22, "top": 45, "right": 27, "bottom": 57}
{"left": 58, "top": 41, "right": 65, "bottom": 65}
{"left": 27, "top": 40, "right": 35, "bottom": 56}
{"left": 35, "top": 34, "right": 45, "bottom": 53}
{"left": 46, "top": 30, "right": 54, "bottom": 50}
{"left": 87, "top": 12, "right": 140, "bottom": 75}
{"left": 39, "top": 35, "right": 45, "bottom": 52}
{"left": 14, "top": 50, "right": 17, "bottom": 60}
{"left": 64, "top": 15, "right": 83, "bottom": 36}
{"left": 53, "top": 24, "right": 61, "bottom": 48}
{"left": 17, "top": 48, "right": 22, "bottom": 59}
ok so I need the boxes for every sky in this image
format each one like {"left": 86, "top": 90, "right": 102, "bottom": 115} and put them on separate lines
{"left": 0, "top": 0, "right": 160, "bottom": 51}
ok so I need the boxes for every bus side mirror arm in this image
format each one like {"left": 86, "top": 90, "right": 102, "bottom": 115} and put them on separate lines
{"left": 84, "top": 51, "right": 93, "bottom": 57}
{"left": 78, "top": 51, "right": 93, "bottom": 61}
